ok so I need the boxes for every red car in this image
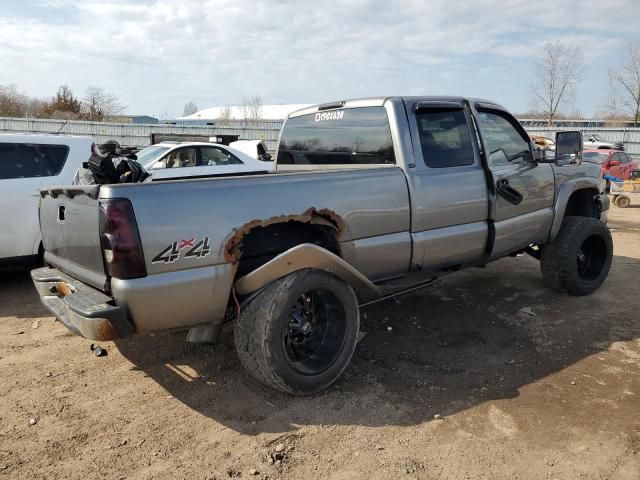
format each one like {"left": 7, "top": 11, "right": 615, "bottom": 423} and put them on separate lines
{"left": 583, "top": 149, "right": 639, "bottom": 180}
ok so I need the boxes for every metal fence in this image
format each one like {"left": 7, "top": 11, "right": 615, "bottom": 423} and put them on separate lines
{"left": 525, "top": 127, "right": 640, "bottom": 156}
{"left": 2, "top": 116, "right": 640, "bottom": 156}
{"left": 0, "top": 117, "right": 284, "bottom": 151}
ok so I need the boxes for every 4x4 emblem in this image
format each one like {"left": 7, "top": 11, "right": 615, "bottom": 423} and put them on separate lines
{"left": 152, "top": 237, "right": 211, "bottom": 264}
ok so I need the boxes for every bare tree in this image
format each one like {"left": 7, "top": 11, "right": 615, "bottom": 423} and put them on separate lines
{"left": 610, "top": 40, "right": 640, "bottom": 127}
{"left": 25, "top": 97, "right": 46, "bottom": 118}
{"left": 217, "top": 105, "right": 234, "bottom": 126}
{"left": 159, "top": 108, "right": 171, "bottom": 123}
{"left": 600, "top": 73, "right": 627, "bottom": 126}
{"left": 241, "top": 95, "right": 263, "bottom": 122}
{"left": 531, "top": 41, "right": 584, "bottom": 126}
{"left": 0, "top": 84, "right": 27, "bottom": 117}
{"left": 183, "top": 101, "right": 198, "bottom": 116}
{"left": 83, "top": 86, "right": 126, "bottom": 121}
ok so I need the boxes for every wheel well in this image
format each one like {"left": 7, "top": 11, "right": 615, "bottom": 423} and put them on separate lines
{"left": 564, "top": 188, "right": 600, "bottom": 219}
{"left": 234, "top": 221, "right": 341, "bottom": 278}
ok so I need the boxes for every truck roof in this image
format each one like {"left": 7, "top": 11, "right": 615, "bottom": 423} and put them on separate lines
{"left": 288, "top": 96, "right": 506, "bottom": 118}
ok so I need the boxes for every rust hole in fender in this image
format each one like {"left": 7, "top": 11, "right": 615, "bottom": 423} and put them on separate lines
{"left": 223, "top": 207, "right": 345, "bottom": 263}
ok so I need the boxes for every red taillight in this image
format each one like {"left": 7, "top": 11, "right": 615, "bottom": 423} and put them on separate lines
{"left": 99, "top": 199, "right": 147, "bottom": 279}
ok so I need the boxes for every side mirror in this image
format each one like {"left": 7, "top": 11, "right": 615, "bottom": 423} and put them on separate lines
{"left": 555, "top": 131, "right": 582, "bottom": 166}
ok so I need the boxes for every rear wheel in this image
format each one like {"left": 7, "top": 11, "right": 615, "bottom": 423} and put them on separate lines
{"left": 234, "top": 269, "right": 359, "bottom": 395}
{"left": 616, "top": 195, "right": 631, "bottom": 208}
{"left": 540, "top": 216, "right": 612, "bottom": 296}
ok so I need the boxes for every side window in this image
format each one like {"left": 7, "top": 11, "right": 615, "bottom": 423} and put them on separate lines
{"left": 161, "top": 147, "right": 197, "bottom": 168}
{"left": 0, "top": 143, "right": 69, "bottom": 180}
{"left": 476, "top": 110, "right": 531, "bottom": 167}
{"left": 278, "top": 107, "right": 395, "bottom": 165}
{"left": 415, "top": 108, "right": 474, "bottom": 168}
{"left": 200, "top": 146, "right": 243, "bottom": 166}
{"left": 618, "top": 153, "right": 631, "bottom": 164}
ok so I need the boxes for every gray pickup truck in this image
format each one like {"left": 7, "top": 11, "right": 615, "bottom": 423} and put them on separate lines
{"left": 32, "top": 96, "right": 612, "bottom": 395}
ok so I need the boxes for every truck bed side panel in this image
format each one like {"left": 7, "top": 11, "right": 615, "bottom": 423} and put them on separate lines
{"left": 100, "top": 168, "right": 411, "bottom": 277}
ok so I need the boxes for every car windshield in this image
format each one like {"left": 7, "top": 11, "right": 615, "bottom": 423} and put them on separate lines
{"left": 583, "top": 152, "right": 609, "bottom": 163}
{"left": 591, "top": 134, "right": 602, "bottom": 141}
{"left": 136, "top": 145, "right": 171, "bottom": 167}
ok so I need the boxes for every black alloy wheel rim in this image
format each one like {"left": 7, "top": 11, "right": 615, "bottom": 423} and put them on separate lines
{"left": 576, "top": 234, "right": 607, "bottom": 281}
{"left": 282, "top": 289, "right": 347, "bottom": 375}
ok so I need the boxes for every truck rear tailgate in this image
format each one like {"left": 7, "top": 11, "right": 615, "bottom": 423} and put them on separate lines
{"left": 39, "top": 185, "right": 107, "bottom": 290}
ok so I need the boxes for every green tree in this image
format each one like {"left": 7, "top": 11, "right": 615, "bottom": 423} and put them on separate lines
{"left": 43, "top": 85, "right": 82, "bottom": 119}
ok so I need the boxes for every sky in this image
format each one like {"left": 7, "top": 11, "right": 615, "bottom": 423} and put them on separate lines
{"left": 1, "top": 0, "right": 639, "bottom": 119}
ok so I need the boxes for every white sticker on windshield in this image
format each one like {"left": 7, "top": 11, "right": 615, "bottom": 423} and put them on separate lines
{"left": 315, "top": 110, "right": 344, "bottom": 122}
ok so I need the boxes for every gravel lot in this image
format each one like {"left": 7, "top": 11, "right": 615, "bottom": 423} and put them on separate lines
{"left": 1, "top": 207, "right": 639, "bottom": 480}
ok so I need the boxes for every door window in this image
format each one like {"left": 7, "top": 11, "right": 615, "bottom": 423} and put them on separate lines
{"left": 0, "top": 143, "right": 69, "bottom": 179}
{"left": 476, "top": 111, "right": 531, "bottom": 167}
{"left": 200, "top": 146, "right": 243, "bottom": 166}
{"left": 160, "top": 147, "right": 198, "bottom": 168}
{"left": 416, "top": 108, "right": 474, "bottom": 168}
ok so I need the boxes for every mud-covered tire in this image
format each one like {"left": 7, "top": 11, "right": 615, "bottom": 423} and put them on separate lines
{"left": 234, "top": 269, "right": 359, "bottom": 395}
{"left": 540, "top": 216, "right": 612, "bottom": 296}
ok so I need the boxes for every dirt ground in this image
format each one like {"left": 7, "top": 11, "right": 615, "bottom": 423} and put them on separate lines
{"left": 1, "top": 208, "right": 639, "bottom": 480}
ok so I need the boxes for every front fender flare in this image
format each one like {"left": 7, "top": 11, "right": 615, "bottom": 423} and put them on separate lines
{"left": 549, "top": 178, "right": 601, "bottom": 241}
{"left": 234, "top": 243, "right": 381, "bottom": 303}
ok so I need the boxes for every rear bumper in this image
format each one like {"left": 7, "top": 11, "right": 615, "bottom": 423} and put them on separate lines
{"left": 31, "top": 267, "right": 135, "bottom": 341}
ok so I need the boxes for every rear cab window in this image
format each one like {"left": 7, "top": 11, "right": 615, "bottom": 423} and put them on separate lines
{"left": 0, "top": 143, "right": 69, "bottom": 180}
{"left": 415, "top": 108, "right": 474, "bottom": 168}
{"left": 277, "top": 107, "right": 395, "bottom": 167}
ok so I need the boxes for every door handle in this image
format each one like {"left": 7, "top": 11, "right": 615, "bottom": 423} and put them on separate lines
{"left": 496, "top": 179, "right": 523, "bottom": 205}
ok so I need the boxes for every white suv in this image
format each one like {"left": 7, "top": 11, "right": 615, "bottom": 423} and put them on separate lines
{"left": 0, "top": 134, "right": 94, "bottom": 265}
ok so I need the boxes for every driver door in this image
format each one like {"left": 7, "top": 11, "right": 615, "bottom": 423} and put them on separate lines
{"left": 474, "top": 106, "right": 555, "bottom": 259}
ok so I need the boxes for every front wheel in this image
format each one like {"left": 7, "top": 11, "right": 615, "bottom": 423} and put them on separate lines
{"left": 234, "top": 269, "right": 359, "bottom": 395}
{"left": 540, "top": 216, "right": 613, "bottom": 296}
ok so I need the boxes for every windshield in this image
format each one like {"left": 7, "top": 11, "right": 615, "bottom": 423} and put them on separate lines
{"left": 591, "top": 134, "right": 602, "bottom": 141}
{"left": 136, "top": 145, "right": 171, "bottom": 167}
{"left": 583, "top": 152, "right": 609, "bottom": 163}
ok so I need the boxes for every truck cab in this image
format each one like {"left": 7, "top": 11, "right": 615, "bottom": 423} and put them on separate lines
{"left": 275, "top": 97, "right": 590, "bottom": 277}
